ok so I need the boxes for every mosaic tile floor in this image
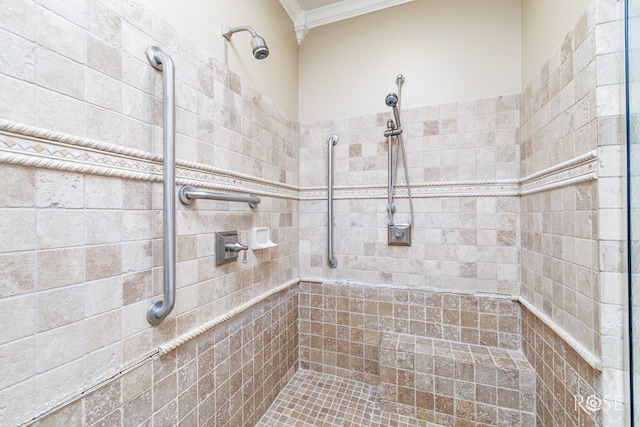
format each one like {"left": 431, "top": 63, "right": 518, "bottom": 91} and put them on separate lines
{"left": 257, "top": 369, "right": 439, "bottom": 427}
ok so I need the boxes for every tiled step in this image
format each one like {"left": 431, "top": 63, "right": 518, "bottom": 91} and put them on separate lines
{"left": 379, "top": 332, "right": 536, "bottom": 426}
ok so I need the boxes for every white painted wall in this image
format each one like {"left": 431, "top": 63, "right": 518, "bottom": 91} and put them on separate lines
{"left": 138, "top": 0, "right": 593, "bottom": 122}
{"left": 139, "top": 0, "right": 300, "bottom": 118}
{"left": 298, "top": 0, "right": 522, "bottom": 122}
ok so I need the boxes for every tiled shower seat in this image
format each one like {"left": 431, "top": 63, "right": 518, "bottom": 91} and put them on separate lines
{"left": 379, "top": 332, "right": 536, "bottom": 426}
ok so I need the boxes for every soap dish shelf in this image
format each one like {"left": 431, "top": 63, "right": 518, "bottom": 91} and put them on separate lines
{"left": 251, "top": 227, "right": 276, "bottom": 250}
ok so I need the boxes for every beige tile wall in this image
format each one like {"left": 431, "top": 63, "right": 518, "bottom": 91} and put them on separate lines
{"left": 521, "top": 305, "right": 602, "bottom": 427}
{"left": 33, "top": 286, "right": 298, "bottom": 427}
{"left": 0, "top": 0, "right": 629, "bottom": 426}
{"left": 299, "top": 95, "right": 521, "bottom": 295}
{"left": 520, "top": 0, "right": 626, "bottom": 425}
{"left": 520, "top": 0, "right": 625, "bottom": 367}
{"left": 378, "top": 332, "right": 536, "bottom": 426}
{"left": 0, "top": 0, "right": 298, "bottom": 424}
{"left": 298, "top": 281, "right": 521, "bottom": 386}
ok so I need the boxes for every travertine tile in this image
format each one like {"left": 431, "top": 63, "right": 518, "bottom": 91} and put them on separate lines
{"left": 36, "top": 285, "right": 84, "bottom": 332}
{"left": 83, "top": 277, "right": 122, "bottom": 318}
{"left": 86, "top": 210, "right": 122, "bottom": 244}
{"left": 0, "top": 28, "right": 36, "bottom": 82}
{"left": 36, "top": 322, "right": 84, "bottom": 373}
{"left": 0, "top": 74, "right": 36, "bottom": 123}
{"left": 87, "top": 0, "right": 122, "bottom": 46}
{"left": 85, "top": 310, "right": 122, "bottom": 352}
{"left": 0, "top": 293, "right": 34, "bottom": 344}
{"left": 0, "top": 209, "right": 35, "bottom": 253}
{"left": 37, "top": 7, "right": 85, "bottom": 63}
{"left": 35, "top": 171, "right": 83, "bottom": 209}
{"left": 36, "top": 47, "right": 84, "bottom": 99}
{"left": 0, "top": 253, "right": 33, "bottom": 299}
{"left": 0, "top": 337, "right": 34, "bottom": 389}
{"left": 36, "top": 88, "right": 86, "bottom": 136}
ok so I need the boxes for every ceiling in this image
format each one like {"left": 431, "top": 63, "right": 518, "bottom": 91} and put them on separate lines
{"left": 278, "top": 0, "right": 415, "bottom": 43}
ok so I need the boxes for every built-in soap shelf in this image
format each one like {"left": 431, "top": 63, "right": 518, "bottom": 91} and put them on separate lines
{"left": 251, "top": 227, "right": 276, "bottom": 250}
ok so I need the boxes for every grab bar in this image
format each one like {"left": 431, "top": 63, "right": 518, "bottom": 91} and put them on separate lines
{"left": 327, "top": 135, "right": 338, "bottom": 268}
{"left": 146, "top": 46, "right": 176, "bottom": 325}
{"left": 178, "top": 185, "right": 260, "bottom": 208}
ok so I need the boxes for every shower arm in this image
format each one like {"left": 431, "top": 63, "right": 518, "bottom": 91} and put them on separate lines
{"left": 145, "top": 46, "right": 176, "bottom": 325}
{"left": 222, "top": 25, "right": 258, "bottom": 40}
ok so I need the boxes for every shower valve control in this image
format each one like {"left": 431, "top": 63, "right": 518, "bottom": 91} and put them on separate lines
{"left": 388, "top": 224, "right": 411, "bottom": 246}
{"left": 215, "top": 231, "right": 248, "bottom": 265}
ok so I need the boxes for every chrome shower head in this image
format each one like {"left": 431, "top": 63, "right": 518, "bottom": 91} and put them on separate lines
{"left": 385, "top": 92, "right": 399, "bottom": 108}
{"left": 250, "top": 35, "right": 269, "bottom": 60}
{"left": 385, "top": 92, "right": 402, "bottom": 129}
{"left": 222, "top": 25, "right": 269, "bottom": 60}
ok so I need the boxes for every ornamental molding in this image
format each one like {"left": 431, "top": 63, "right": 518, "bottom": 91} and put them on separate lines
{"left": 0, "top": 120, "right": 298, "bottom": 200}
{"left": 0, "top": 119, "right": 598, "bottom": 201}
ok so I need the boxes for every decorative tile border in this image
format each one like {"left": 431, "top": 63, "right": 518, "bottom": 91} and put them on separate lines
{"left": 0, "top": 119, "right": 298, "bottom": 200}
{"left": 301, "top": 150, "right": 598, "bottom": 200}
{"left": 517, "top": 296, "right": 602, "bottom": 371}
{"left": 519, "top": 150, "right": 598, "bottom": 195}
{"left": 1, "top": 118, "right": 597, "bottom": 203}
{"left": 301, "top": 180, "right": 520, "bottom": 200}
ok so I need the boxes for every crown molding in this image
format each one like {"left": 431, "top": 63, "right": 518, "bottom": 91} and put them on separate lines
{"left": 279, "top": 0, "right": 414, "bottom": 44}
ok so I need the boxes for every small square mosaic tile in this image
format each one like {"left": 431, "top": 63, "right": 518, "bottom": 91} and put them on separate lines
{"left": 257, "top": 369, "right": 439, "bottom": 427}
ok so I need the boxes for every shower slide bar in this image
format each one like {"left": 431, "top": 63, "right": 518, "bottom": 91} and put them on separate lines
{"left": 178, "top": 185, "right": 260, "bottom": 208}
{"left": 327, "top": 135, "right": 338, "bottom": 268}
{"left": 146, "top": 46, "right": 176, "bottom": 325}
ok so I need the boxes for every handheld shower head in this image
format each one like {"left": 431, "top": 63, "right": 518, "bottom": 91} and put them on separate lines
{"left": 223, "top": 25, "right": 269, "bottom": 60}
{"left": 385, "top": 92, "right": 401, "bottom": 129}
{"left": 385, "top": 92, "right": 398, "bottom": 108}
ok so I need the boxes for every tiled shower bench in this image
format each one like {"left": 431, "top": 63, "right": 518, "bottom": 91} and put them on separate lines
{"left": 379, "top": 332, "right": 536, "bottom": 426}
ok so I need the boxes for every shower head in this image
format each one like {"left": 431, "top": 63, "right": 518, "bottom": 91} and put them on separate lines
{"left": 385, "top": 92, "right": 399, "bottom": 108}
{"left": 250, "top": 35, "right": 269, "bottom": 60}
{"left": 222, "top": 25, "right": 270, "bottom": 60}
{"left": 385, "top": 92, "right": 401, "bottom": 129}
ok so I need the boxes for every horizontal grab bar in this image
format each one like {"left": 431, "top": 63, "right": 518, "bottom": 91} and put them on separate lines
{"left": 178, "top": 185, "right": 260, "bottom": 208}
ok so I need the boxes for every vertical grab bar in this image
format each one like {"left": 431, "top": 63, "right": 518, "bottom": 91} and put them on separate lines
{"left": 146, "top": 46, "right": 176, "bottom": 325}
{"left": 327, "top": 135, "right": 338, "bottom": 268}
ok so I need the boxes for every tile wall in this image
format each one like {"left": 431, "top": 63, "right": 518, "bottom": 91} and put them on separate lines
{"left": 298, "top": 281, "right": 521, "bottom": 386}
{"left": 378, "top": 332, "right": 536, "bottom": 426}
{"left": 33, "top": 286, "right": 298, "bottom": 426}
{"left": 519, "top": 0, "right": 626, "bottom": 425}
{"left": 0, "top": 0, "right": 629, "bottom": 426}
{"left": 299, "top": 95, "right": 521, "bottom": 295}
{"left": 521, "top": 305, "right": 601, "bottom": 427}
{"left": 519, "top": 1, "right": 602, "bottom": 358}
{"left": 0, "top": 0, "right": 298, "bottom": 424}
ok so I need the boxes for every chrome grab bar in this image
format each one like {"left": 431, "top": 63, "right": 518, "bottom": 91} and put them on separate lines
{"left": 146, "top": 46, "right": 176, "bottom": 325}
{"left": 178, "top": 185, "right": 260, "bottom": 208}
{"left": 327, "top": 135, "right": 338, "bottom": 268}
